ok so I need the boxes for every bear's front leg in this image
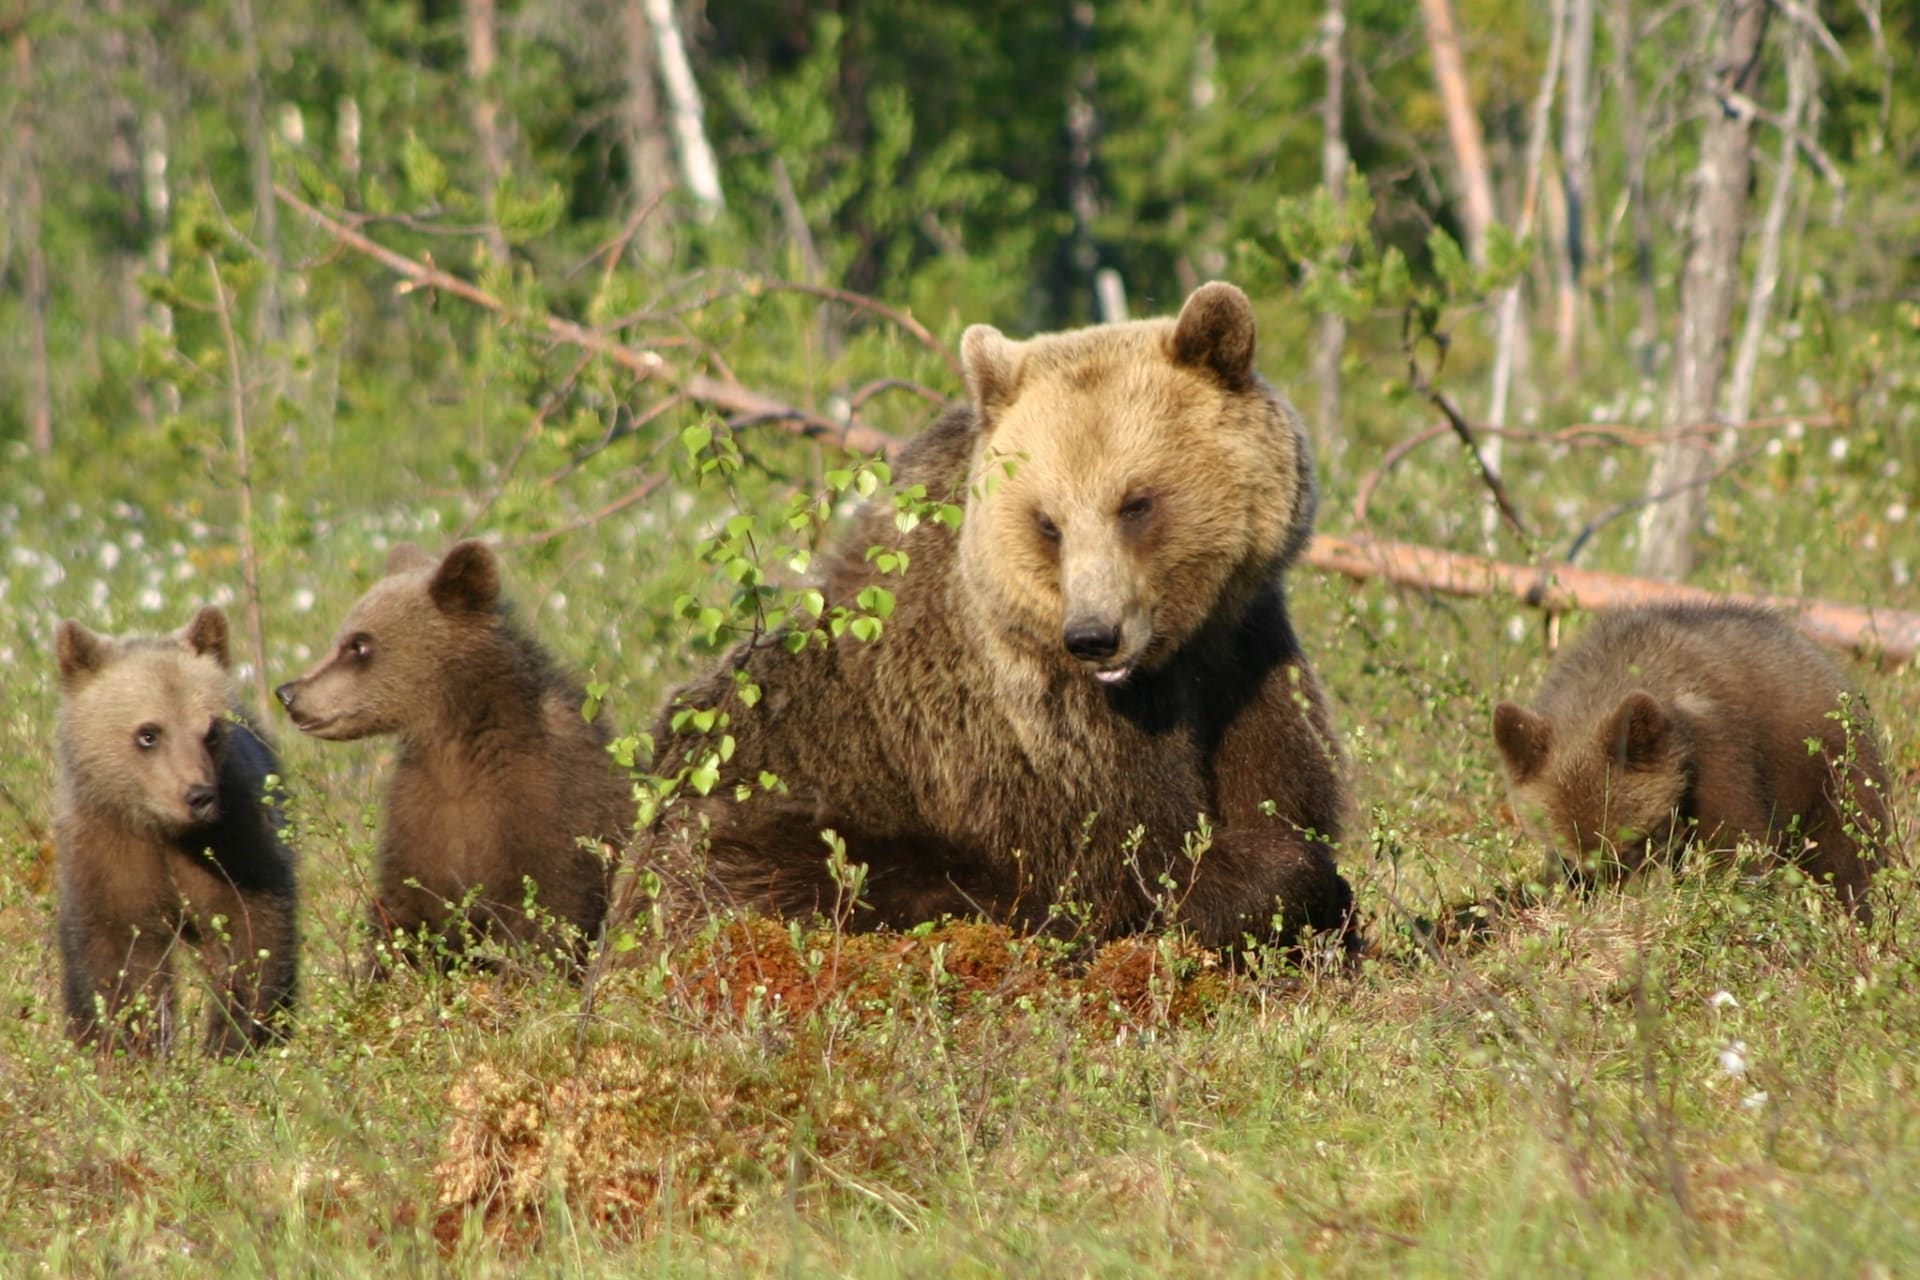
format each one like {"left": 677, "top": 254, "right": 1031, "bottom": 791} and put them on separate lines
{"left": 1170, "top": 825, "right": 1355, "bottom": 953}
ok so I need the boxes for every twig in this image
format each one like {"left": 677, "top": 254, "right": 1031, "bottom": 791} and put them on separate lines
{"left": 1562, "top": 444, "right": 1763, "bottom": 563}
{"left": 275, "top": 185, "right": 900, "bottom": 458}
{"left": 1301, "top": 533, "right": 1920, "bottom": 662}
{"left": 0, "top": 776, "right": 48, "bottom": 847}
{"left": 205, "top": 254, "right": 273, "bottom": 716}
{"left": 1351, "top": 413, "right": 1833, "bottom": 525}
{"left": 505, "top": 472, "right": 670, "bottom": 548}
{"left": 1712, "top": 85, "right": 1846, "bottom": 192}
{"left": 746, "top": 279, "right": 963, "bottom": 384}
{"left": 848, "top": 377, "right": 954, "bottom": 415}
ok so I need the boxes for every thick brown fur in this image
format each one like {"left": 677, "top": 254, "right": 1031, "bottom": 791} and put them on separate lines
{"left": 276, "top": 541, "right": 628, "bottom": 964}
{"left": 1493, "top": 603, "right": 1896, "bottom": 916}
{"left": 54, "top": 606, "right": 297, "bottom": 1054}
{"left": 641, "top": 282, "right": 1353, "bottom": 952}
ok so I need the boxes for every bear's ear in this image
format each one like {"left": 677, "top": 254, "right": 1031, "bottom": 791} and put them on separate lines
{"left": 429, "top": 540, "right": 501, "bottom": 615}
{"left": 180, "top": 606, "right": 232, "bottom": 669}
{"left": 55, "top": 620, "right": 111, "bottom": 690}
{"left": 1170, "top": 281, "right": 1256, "bottom": 388}
{"left": 1492, "top": 702, "right": 1552, "bottom": 784}
{"left": 1602, "top": 691, "right": 1668, "bottom": 769}
{"left": 960, "top": 324, "right": 1022, "bottom": 423}
{"left": 385, "top": 543, "right": 435, "bottom": 576}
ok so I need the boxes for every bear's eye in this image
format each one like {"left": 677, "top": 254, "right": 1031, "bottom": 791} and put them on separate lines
{"left": 1118, "top": 493, "right": 1156, "bottom": 522}
{"left": 205, "top": 719, "right": 225, "bottom": 750}
{"left": 134, "top": 724, "right": 161, "bottom": 751}
{"left": 1033, "top": 511, "right": 1061, "bottom": 544}
{"left": 344, "top": 633, "right": 373, "bottom": 663}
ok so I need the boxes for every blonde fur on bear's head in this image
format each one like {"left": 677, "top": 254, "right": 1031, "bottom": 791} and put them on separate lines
{"left": 55, "top": 607, "right": 238, "bottom": 834}
{"left": 274, "top": 539, "right": 505, "bottom": 741}
{"left": 956, "top": 281, "right": 1315, "bottom": 685}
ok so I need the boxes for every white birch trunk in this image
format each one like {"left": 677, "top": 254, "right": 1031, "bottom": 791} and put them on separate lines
{"left": 645, "top": 0, "right": 724, "bottom": 218}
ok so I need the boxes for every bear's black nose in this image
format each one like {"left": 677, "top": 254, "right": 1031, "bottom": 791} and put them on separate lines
{"left": 1063, "top": 618, "right": 1122, "bottom": 662}
{"left": 186, "top": 785, "right": 219, "bottom": 823}
{"left": 274, "top": 682, "right": 297, "bottom": 711}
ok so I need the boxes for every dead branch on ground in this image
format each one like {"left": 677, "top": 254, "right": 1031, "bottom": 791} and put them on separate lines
{"left": 1303, "top": 533, "right": 1920, "bottom": 662}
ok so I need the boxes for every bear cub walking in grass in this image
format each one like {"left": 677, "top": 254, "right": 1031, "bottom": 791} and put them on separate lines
{"left": 1493, "top": 603, "right": 1894, "bottom": 916}
{"left": 54, "top": 606, "right": 298, "bottom": 1053}
{"left": 277, "top": 541, "right": 629, "bottom": 966}
{"left": 643, "top": 281, "right": 1354, "bottom": 951}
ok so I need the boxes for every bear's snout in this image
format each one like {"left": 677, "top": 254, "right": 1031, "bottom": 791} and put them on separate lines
{"left": 185, "top": 783, "right": 220, "bottom": 824}
{"left": 1062, "top": 617, "right": 1122, "bottom": 663}
{"left": 274, "top": 681, "right": 299, "bottom": 712}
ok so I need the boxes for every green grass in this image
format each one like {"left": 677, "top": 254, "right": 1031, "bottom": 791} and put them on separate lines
{"left": 3, "top": 343, "right": 1918, "bottom": 1273}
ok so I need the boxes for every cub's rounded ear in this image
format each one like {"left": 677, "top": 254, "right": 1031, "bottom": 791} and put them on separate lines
{"left": 960, "top": 324, "right": 1022, "bottom": 425}
{"left": 385, "top": 543, "right": 435, "bottom": 576}
{"left": 1492, "top": 702, "right": 1551, "bottom": 784}
{"left": 429, "top": 540, "right": 501, "bottom": 614}
{"left": 1603, "top": 691, "right": 1669, "bottom": 768}
{"left": 1170, "top": 281, "right": 1256, "bottom": 388}
{"left": 55, "top": 620, "right": 110, "bottom": 690}
{"left": 181, "top": 606, "right": 232, "bottom": 668}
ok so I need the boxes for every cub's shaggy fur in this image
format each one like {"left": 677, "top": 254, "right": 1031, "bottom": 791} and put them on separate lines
{"left": 277, "top": 541, "right": 629, "bottom": 963}
{"left": 642, "top": 282, "right": 1353, "bottom": 951}
{"left": 55, "top": 607, "right": 297, "bottom": 1053}
{"left": 1494, "top": 603, "right": 1894, "bottom": 915}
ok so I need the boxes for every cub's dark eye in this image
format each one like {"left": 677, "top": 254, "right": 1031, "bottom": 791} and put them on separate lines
{"left": 345, "top": 634, "right": 373, "bottom": 662}
{"left": 135, "top": 724, "right": 161, "bottom": 751}
{"left": 1119, "top": 493, "right": 1156, "bottom": 522}
{"left": 1034, "top": 512, "right": 1061, "bottom": 544}
{"left": 205, "top": 720, "right": 225, "bottom": 750}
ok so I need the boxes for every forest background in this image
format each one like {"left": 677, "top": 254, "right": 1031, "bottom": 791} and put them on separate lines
{"left": 1, "top": 0, "right": 1919, "bottom": 1272}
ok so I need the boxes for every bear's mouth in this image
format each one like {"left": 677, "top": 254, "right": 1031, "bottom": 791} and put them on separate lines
{"left": 1092, "top": 663, "right": 1134, "bottom": 687}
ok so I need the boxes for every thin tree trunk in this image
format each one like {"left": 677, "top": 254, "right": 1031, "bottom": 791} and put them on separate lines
{"left": 12, "top": 27, "right": 53, "bottom": 456}
{"left": 1635, "top": 0, "right": 1770, "bottom": 581}
{"left": 1606, "top": 0, "right": 1661, "bottom": 376}
{"left": 1418, "top": 0, "right": 1495, "bottom": 266}
{"left": 621, "top": 0, "right": 674, "bottom": 263}
{"left": 232, "top": 0, "right": 282, "bottom": 341}
{"left": 1063, "top": 0, "right": 1101, "bottom": 316}
{"left": 645, "top": 0, "right": 724, "bottom": 218}
{"left": 1722, "top": 20, "right": 1812, "bottom": 434}
{"left": 143, "top": 96, "right": 179, "bottom": 416}
{"left": 464, "top": 0, "right": 514, "bottom": 265}
{"left": 1487, "top": 0, "right": 1567, "bottom": 434}
{"left": 1555, "top": 0, "right": 1595, "bottom": 368}
{"left": 1313, "top": 0, "right": 1350, "bottom": 443}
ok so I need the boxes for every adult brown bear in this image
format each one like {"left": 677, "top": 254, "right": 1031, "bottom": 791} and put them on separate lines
{"left": 640, "top": 282, "right": 1354, "bottom": 953}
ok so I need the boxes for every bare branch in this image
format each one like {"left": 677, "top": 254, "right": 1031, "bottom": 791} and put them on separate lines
{"left": 275, "top": 185, "right": 900, "bottom": 458}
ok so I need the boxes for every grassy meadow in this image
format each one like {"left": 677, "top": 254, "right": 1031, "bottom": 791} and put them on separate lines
{"left": 1, "top": 284, "right": 1918, "bottom": 1278}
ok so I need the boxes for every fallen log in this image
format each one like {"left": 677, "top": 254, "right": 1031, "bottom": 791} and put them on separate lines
{"left": 1302, "top": 533, "right": 1920, "bottom": 663}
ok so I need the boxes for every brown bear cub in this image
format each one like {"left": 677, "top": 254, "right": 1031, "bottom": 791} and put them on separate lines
{"left": 1493, "top": 603, "right": 1894, "bottom": 916}
{"left": 642, "top": 281, "right": 1354, "bottom": 952}
{"left": 54, "top": 606, "right": 298, "bottom": 1054}
{"left": 277, "top": 541, "right": 629, "bottom": 966}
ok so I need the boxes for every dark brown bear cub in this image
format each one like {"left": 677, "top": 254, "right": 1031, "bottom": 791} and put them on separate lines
{"left": 1493, "top": 603, "right": 1894, "bottom": 915}
{"left": 54, "top": 606, "right": 298, "bottom": 1054}
{"left": 277, "top": 541, "right": 629, "bottom": 966}
{"left": 641, "top": 281, "right": 1354, "bottom": 952}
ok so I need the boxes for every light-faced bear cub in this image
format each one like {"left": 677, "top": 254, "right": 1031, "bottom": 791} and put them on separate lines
{"left": 54, "top": 606, "right": 298, "bottom": 1053}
